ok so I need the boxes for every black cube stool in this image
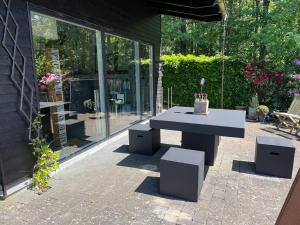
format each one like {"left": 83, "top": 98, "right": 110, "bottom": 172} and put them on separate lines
{"left": 255, "top": 136, "right": 295, "bottom": 178}
{"left": 129, "top": 124, "right": 160, "bottom": 155}
{"left": 160, "top": 147, "right": 205, "bottom": 202}
{"left": 181, "top": 132, "right": 219, "bottom": 166}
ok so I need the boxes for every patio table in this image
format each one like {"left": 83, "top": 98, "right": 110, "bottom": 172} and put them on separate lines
{"left": 149, "top": 106, "right": 246, "bottom": 165}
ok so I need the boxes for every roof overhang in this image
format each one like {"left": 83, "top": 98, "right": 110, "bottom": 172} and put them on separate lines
{"left": 148, "top": 0, "right": 226, "bottom": 22}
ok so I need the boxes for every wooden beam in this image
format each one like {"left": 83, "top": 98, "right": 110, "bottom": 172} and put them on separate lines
{"left": 149, "top": 1, "right": 220, "bottom": 15}
{"left": 150, "top": 0, "right": 216, "bottom": 8}
{"left": 148, "top": 0, "right": 226, "bottom": 21}
{"left": 158, "top": 9, "right": 222, "bottom": 22}
{"left": 276, "top": 169, "right": 300, "bottom": 225}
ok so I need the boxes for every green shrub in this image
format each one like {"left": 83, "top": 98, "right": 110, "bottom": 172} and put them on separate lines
{"left": 162, "top": 54, "right": 253, "bottom": 109}
{"left": 30, "top": 113, "right": 60, "bottom": 191}
{"left": 256, "top": 105, "right": 269, "bottom": 116}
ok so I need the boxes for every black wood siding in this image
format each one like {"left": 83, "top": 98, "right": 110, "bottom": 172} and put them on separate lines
{"left": 0, "top": 0, "right": 37, "bottom": 193}
{"left": 0, "top": 0, "right": 161, "bottom": 194}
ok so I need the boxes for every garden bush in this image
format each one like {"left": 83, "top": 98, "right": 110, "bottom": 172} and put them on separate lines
{"left": 162, "top": 54, "right": 253, "bottom": 109}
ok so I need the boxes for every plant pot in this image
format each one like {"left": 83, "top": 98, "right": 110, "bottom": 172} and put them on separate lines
{"left": 235, "top": 106, "right": 247, "bottom": 111}
{"left": 258, "top": 114, "right": 267, "bottom": 123}
{"left": 194, "top": 101, "right": 209, "bottom": 115}
{"left": 248, "top": 107, "right": 257, "bottom": 120}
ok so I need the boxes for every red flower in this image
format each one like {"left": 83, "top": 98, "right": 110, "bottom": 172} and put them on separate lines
{"left": 274, "top": 75, "right": 281, "bottom": 82}
{"left": 254, "top": 76, "right": 265, "bottom": 84}
{"left": 244, "top": 71, "right": 253, "bottom": 77}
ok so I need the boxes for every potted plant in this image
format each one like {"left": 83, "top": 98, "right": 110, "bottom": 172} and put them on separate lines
{"left": 83, "top": 99, "right": 95, "bottom": 113}
{"left": 194, "top": 78, "right": 209, "bottom": 114}
{"left": 235, "top": 105, "right": 247, "bottom": 111}
{"left": 194, "top": 93, "right": 209, "bottom": 114}
{"left": 256, "top": 105, "right": 269, "bottom": 123}
{"left": 248, "top": 94, "right": 259, "bottom": 120}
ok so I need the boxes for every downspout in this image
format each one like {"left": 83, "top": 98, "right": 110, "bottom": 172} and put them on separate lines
{"left": 0, "top": 157, "right": 7, "bottom": 199}
{"left": 220, "top": 0, "right": 228, "bottom": 109}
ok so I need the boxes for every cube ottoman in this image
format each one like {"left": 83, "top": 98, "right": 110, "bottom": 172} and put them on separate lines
{"left": 255, "top": 136, "right": 295, "bottom": 178}
{"left": 160, "top": 147, "right": 205, "bottom": 202}
{"left": 129, "top": 124, "right": 160, "bottom": 155}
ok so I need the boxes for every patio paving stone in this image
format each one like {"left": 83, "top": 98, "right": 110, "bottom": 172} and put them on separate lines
{"left": 0, "top": 122, "right": 299, "bottom": 225}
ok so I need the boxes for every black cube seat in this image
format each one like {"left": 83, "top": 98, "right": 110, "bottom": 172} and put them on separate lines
{"left": 255, "top": 136, "right": 295, "bottom": 178}
{"left": 57, "top": 119, "right": 85, "bottom": 139}
{"left": 160, "top": 147, "right": 205, "bottom": 202}
{"left": 129, "top": 124, "right": 160, "bottom": 155}
{"left": 181, "top": 132, "right": 219, "bottom": 166}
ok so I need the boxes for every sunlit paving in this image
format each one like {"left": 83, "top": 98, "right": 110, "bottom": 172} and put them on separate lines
{"left": 1, "top": 0, "right": 300, "bottom": 225}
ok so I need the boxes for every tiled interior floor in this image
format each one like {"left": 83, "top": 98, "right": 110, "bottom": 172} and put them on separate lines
{"left": 0, "top": 122, "right": 299, "bottom": 225}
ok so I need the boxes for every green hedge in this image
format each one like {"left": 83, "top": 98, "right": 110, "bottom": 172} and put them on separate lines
{"left": 162, "top": 54, "right": 253, "bottom": 109}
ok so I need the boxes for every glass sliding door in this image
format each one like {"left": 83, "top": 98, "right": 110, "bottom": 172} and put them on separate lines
{"left": 104, "top": 34, "right": 141, "bottom": 134}
{"left": 140, "top": 43, "right": 153, "bottom": 118}
{"left": 31, "top": 12, "right": 106, "bottom": 159}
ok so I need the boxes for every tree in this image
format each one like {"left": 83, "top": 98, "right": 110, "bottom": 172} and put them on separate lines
{"left": 161, "top": 0, "right": 300, "bottom": 68}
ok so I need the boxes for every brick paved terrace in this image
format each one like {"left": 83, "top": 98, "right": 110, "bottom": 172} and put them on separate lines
{"left": 0, "top": 122, "right": 299, "bottom": 225}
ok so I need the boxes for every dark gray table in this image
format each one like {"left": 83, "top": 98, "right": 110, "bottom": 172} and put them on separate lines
{"left": 150, "top": 106, "right": 246, "bottom": 165}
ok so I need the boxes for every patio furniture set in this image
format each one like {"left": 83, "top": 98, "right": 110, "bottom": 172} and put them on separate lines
{"left": 128, "top": 106, "right": 296, "bottom": 202}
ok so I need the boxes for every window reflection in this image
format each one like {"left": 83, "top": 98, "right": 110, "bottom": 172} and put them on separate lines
{"left": 31, "top": 12, "right": 154, "bottom": 155}
{"left": 140, "top": 44, "right": 153, "bottom": 118}
{"left": 105, "top": 34, "right": 140, "bottom": 134}
{"left": 31, "top": 12, "right": 106, "bottom": 159}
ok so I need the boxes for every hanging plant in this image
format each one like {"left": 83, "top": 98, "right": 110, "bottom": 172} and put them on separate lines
{"left": 30, "top": 113, "right": 60, "bottom": 192}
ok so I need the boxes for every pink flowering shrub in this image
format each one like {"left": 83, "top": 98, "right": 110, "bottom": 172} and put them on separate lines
{"left": 243, "top": 59, "right": 300, "bottom": 111}
{"left": 243, "top": 60, "right": 285, "bottom": 87}
{"left": 38, "top": 73, "right": 77, "bottom": 93}
{"left": 38, "top": 73, "right": 64, "bottom": 92}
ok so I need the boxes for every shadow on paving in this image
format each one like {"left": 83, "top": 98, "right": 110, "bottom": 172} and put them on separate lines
{"left": 113, "top": 145, "right": 131, "bottom": 154}
{"left": 114, "top": 144, "right": 209, "bottom": 176}
{"left": 116, "top": 144, "right": 210, "bottom": 176}
{"left": 261, "top": 127, "right": 300, "bottom": 141}
{"left": 232, "top": 160, "right": 276, "bottom": 178}
{"left": 115, "top": 144, "right": 176, "bottom": 172}
{"left": 232, "top": 160, "right": 256, "bottom": 175}
{"left": 116, "top": 143, "right": 211, "bottom": 199}
{"left": 135, "top": 176, "right": 183, "bottom": 201}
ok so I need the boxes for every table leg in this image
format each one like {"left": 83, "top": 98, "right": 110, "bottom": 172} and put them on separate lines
{"left": 181, "top": 132, "right": 219, "bottom": 166}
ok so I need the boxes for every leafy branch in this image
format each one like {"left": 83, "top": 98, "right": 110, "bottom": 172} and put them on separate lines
{"left": 30, "top": 113, "right": 60, "bottom": 191}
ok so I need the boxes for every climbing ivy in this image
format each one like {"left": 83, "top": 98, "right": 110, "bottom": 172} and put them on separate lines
{"left": 30, "top": 113, "right": 60, "bottom": 191}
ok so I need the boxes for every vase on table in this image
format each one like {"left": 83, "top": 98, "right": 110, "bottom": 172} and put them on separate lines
{"left": 194, "top": 100, "right": 209, "bottom": 115}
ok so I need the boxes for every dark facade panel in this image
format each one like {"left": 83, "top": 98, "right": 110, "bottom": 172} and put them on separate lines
{"left": 0, "top": 0, "right": 37, "bottom": 194}
{"left": 0, "top": 0, "right": 161, "bottom": 197}
{"left": 28, "top": 0, "right": 161, "bottom": 47}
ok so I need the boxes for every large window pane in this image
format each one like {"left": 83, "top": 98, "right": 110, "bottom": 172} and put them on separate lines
{"left": 105, "top": 34, "right": 140, "bottom": 134}
{"left": 31, "top": 12, "right": 106, "bottom": 159}
{"left": 140, "top": 44, "right": 153, "bottom": 118}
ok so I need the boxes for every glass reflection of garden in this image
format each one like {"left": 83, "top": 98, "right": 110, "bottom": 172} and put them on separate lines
{"left": 31, "top": 12, "right": 152, "bottom": 159}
